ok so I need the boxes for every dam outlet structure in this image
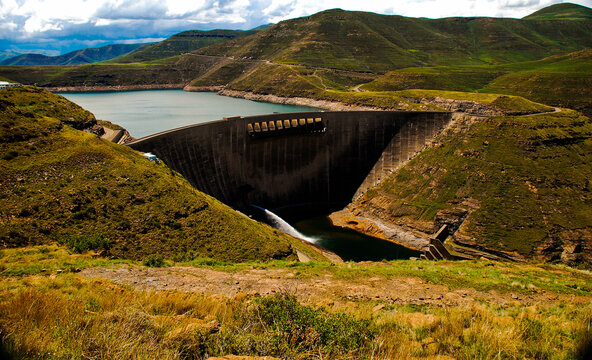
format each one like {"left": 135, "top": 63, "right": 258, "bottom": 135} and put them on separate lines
{"left": 127, "top": 111, "right": 453, "bottom": 220}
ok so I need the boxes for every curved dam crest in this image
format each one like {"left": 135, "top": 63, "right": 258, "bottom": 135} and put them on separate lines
{"left": 127, "top": 111, "right": 453, "bottom": 218}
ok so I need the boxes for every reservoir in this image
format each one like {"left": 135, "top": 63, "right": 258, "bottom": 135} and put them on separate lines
{"left": 60, "top": 89, "right": 319, "bottom": 138}
{"left": 293, "top": 216, "right": 420, "bottom": 261}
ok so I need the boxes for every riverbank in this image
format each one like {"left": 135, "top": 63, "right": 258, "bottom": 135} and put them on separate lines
{"left": 185, "top": 86, "right": 384, "bottom": 112}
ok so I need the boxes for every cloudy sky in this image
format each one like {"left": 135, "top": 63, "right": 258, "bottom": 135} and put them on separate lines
{"left": 1, "top": 0, "right": 591, "bottom": 55}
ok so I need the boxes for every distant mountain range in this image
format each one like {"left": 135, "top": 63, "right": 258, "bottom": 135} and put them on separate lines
{"left": 0, "top": 43, "right": 148, "bottom": 66}
{"left": 0, "top": 50, "right": 23, "bottom": 63}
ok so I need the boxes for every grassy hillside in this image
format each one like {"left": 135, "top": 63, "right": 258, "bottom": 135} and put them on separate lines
{"left": 111, "top": 30, "right": 257, "bottom": 63}
{"left": 0, "top": 55, "right": 222, "bottom": 87}
{"left": 523, "top": 2, "right": 592, "bottom": 20}
{"left": 196, "top": 8, "right": 592, "bottom": 72}
{"left": 481, "top": 49, "right": 592, "bottom": 117}
{"left": 0, "top": 86, "right": 319, "bottom": 262}
{"left": 0, "top": 44, "right": 147, "bottom": 66}
{"left": 187, "top": 6, "right": 591, "bottom": 114}
{"left": 361, "top": 49, "right": 592, "bottom": 117}
{"left": 349, "top": 108, "right": 592, "bottom": 264}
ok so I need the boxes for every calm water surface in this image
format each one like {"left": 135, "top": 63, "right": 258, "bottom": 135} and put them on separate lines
{"left": 60, "top": 89, "right": 319, "bottom": 138}
{"left": 294, "top": 216, "right": 420, "bottom": 261}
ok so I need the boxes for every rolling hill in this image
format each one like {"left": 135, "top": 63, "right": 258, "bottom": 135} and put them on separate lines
{"left": 0, "top": 50, "right": 22, "bottom": 63}
{"left": 110, "top": 29, "right": 260, "bottom": 63}
{"left": 194, "top": 6, "right": 592, "bottom": 71}
{"left": 0, "top": 43, "right": 147, "bottom": 66}
{"left": 523, "top": 2, "right": 592, "bottom": 20}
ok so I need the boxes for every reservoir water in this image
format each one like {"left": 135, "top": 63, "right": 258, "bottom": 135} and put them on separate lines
{"left": 293, "top": 216, "right": 420, "bottom": 261}
{"left": 60, "top": 89, "right": 319, "bottom": 138}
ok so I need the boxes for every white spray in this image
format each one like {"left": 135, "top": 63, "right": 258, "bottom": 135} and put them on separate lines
{"left": 254, "top": 206, "right": 317, "bottom": 243}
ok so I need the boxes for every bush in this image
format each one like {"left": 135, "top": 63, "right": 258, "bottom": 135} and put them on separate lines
{"left": 143, "top": 254, "right": 165, "bottom": 267}
{"left": 242, "top": 294, "right": 376, "bottom": 358}
{"left": 2, "top": 150, "right": 18, "bottom": 161}
{"left": 58, "top": 234, "right": 112, "bottom": 254}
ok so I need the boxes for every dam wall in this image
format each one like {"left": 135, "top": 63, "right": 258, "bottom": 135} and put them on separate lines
{"left": 127, "top": 111, "right": 452, "bottom": 217}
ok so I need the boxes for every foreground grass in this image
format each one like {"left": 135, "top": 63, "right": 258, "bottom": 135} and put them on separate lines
{"left": 1, "top": 245, "right": 591, "bottom": 359}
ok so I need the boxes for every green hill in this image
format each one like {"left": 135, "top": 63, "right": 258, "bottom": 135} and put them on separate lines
{"left": 0, "top": 86, "right": 319, "bottom": 262}
{"left": 345, "top": 108, "right": 592, "bottom": 263}
{"left": 0, "top": 44, "right": 147, "bottom": 66}
{"left": 111, "top": 29, "right": 258, "bottom": 63}
{"left": 195, "top": 8, "right": 592, "bottom": 72}
{"left": 523, "top": 2, "right": 592, "bottom": 20}
{"left": 361, "top": 49, "right": 592, "bottom": 116}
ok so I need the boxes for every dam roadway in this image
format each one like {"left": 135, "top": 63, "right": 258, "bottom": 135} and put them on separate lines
{"left": 127, "top": 111, "right": 453, "bottom": 218}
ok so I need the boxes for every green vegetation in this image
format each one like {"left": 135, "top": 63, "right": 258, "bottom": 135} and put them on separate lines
{"left": 355, "top": 109, "right": 592, "bottom": 262}
{"left": 112, "top": 30, "right": 259, "bottom": 63}
{"left": 198, "top": 8, "right": 592, "bottom": 71}
{"left": 364, "top": 49, "right": 592, "bottom": 116}
{"left": 58, "top": 234, "right": 113, "bottom": 254}
{"left": 0, "top": 55, "right": 220, "bottom": 88}
{"left": 0, "top": 87, "right": 322, "bottom": 262}
{"left": 523, "top": 3, "right": 592, "bottom": 20}
{"left": 0, "top": 246, "right": 591, "bottom": 359}
{"left": 143, "top": 254, "right": 166, "bottom": 268}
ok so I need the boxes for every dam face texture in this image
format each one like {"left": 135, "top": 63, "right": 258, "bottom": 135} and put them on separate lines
{"left": 128, "top": 111, "right": 452, "bottom": 219}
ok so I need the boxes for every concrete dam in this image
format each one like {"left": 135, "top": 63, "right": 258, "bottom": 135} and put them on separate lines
{"left": 127, "top": 111, "right": 452, "bottom": 219}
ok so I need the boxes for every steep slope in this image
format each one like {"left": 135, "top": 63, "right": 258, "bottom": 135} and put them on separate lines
{"left": 523, "top": 2, "right": 592, "bottom": 20}
{"left": 111, "top": 29, "right": 258, "bottom": 63}
{"left": 0, "top": 86, "right": 316, "bottom": 262}
{"left": 0, "top": 44, "right": 147, "bottom": 66}
{"left": 336, "top": 109, "right": 592, "bottom": 264}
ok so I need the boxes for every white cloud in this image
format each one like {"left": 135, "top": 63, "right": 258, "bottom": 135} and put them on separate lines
{"left": 0, "top": 0, "right": 590, "bottom": 54}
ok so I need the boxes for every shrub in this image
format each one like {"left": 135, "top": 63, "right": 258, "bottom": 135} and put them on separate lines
{"left": 143, "top": 254, "right": 165, "bottom": 268}
{"left": 240, "top": 294, "right": 376, "bottom": 358}
{"left": 58, "top": 234, "right": 113, "bottom": 254}
{"left": 2, "top": 150, "right": 18, "bottom": 161}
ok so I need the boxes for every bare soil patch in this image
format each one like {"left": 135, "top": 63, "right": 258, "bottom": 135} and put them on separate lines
{"left": 81, "top": 265, "right": 583, "bottom": 307}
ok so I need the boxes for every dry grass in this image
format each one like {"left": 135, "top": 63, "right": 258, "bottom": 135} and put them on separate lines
{"left": 1, "top": 246, "right": 591, "bottom": 359}
{"left": 0, "top": 275, "right": 590, "bottom": 359}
